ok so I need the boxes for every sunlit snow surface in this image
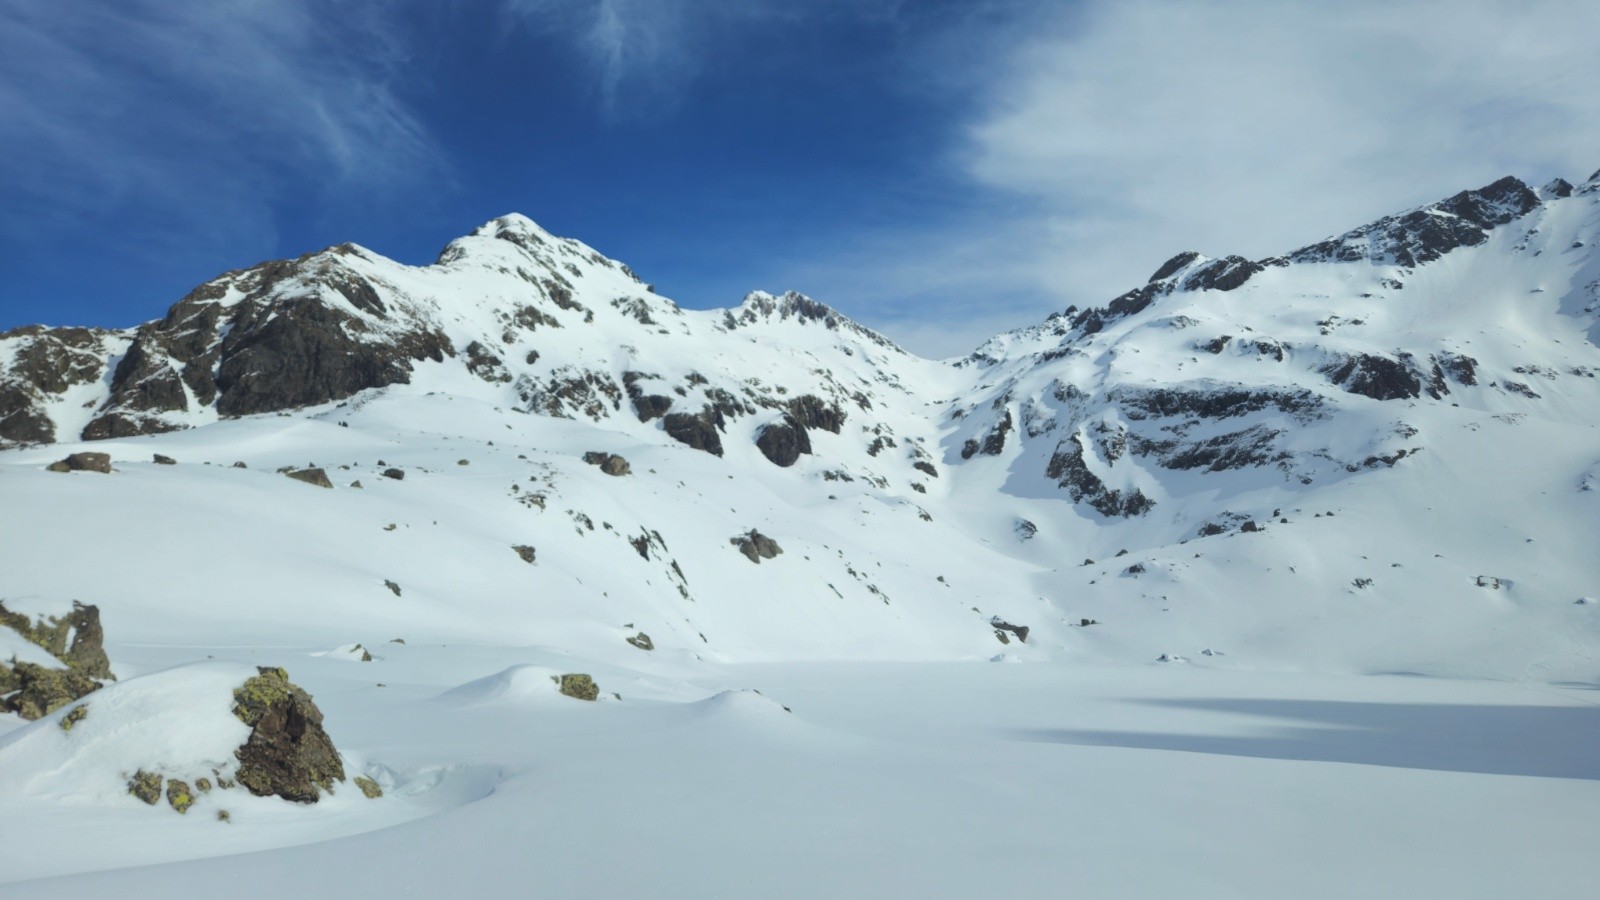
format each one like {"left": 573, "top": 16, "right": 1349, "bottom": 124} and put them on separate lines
{"left": 3, "top": 184, "right": 1600, "bottom": 896}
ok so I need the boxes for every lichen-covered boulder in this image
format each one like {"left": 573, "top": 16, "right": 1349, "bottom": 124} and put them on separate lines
{"left": 127, "top": 770, "right": 163, "bottom": 805}
{"left": 4, "top": 662, "right": 103, "bottom": 719}
{"left": 166, "top": 778, "right": 195, "bottom": 813}
{"left": 556, "top": 673, "right": 599, "bottom": 701}
{"left": 1, "top": 600, "right": 114, "bottom": 719}
{"left": 231, "top": 666, "right": 346, "bottom": 803}
{"left": 0, "top": 600, "right": 113, "bottom": 679}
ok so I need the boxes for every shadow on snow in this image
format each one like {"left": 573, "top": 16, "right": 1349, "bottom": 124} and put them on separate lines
{"left": 1010, "top": 698, "right": 1600, "bottom": 780}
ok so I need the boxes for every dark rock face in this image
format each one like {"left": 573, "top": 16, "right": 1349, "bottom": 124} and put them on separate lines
{"left": 991, "top": 618, "right": 1029, "bottom": 643}
{"left": 214, "top": 300, "right": 449, "bottom": 416}
{"left": 46, "top": 452, "right": 113, "bottom": 474}
{"left": 1437, "top": 352, "right": 1479, "bottom": 386}
{"left": 913, "top": 460, "right": 939, "bottom": 478}
{"left": 0, "top": 326, "right": 111, "bottom": 446}
{"left": 1111, "top": 386, "right": 1320, "bottom": 421}
{"left": 662, "top": 412, "right": 724, "bottom": 457}
{"left": 632, "top": 394, "right": 674, "bottom": 422}
{"left": 787, "top": 395, "right": 846, "bottom": 434}
{"left": 1181, "top": 255, "right": 1264, "bottom": 292}
{"left": 463, "top": 341, "right": 512, "bottom": 384}
{"left": 1290, "top": 175, "right": 1541, "bottom": 268}
{"left": 731, "top": 529, "right": 783, "bottom": 564}
{"left": 231, "top": 667, "right": 346, "bottom": 804}
{"left": 153, "top": 454, "right": 177, "bottom": 465}
{"left": 512, "top": 544, "right": 537, "bottom": 564}
{"left": 381, "top": 468, "right": 405, "bottom": 480}
{"left": 284, "top": 467, "right": 333, "bottom": 488}
{"left": 755, "top": 418, "right": 811, "bottom": 467}
{"left": 1322, "top": 353, "right": 1422, "bottom": 401}
{"left": 1149, "top": 251, "right": 1201, "bottom": 282}
{"left": 1045, "top": 436, "right": 1155, "bottom": 518}
{"left": 626, "top": 632, "right": 654, "bottom": 651}
{"left": 962, "top": 411, "right": 1014, "bottom": 459}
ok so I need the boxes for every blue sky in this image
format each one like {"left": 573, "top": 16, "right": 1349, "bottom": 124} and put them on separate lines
{"left": 3, "top": 0, "right": 1599, "bottom": 356}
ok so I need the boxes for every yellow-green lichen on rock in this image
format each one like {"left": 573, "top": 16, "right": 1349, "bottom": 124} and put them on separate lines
{"left": 231, "top": 666, "right": 293, "bottom": 727}
{"left": 128, "top": 770, "right": 163, "bottom": 805}
{"left": 167, "top": 779, "right": 195, "bottom": 814}
{"left": 354, "top": 775, "right": 383, "bottom": 798}
{"left": 58, "top": 704, "right": 87, "bottom": 731}
{"left": 230, "top": 665, "right": 347, "bottom": 803}
{"left": 557, "top": 673, "right": 599, "bottom": 701}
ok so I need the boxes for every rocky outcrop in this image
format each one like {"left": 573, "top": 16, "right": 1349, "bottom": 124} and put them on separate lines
{"left": 731, "top": 530, "right": 783, "bottom": 563}
{"left": 231, "top": 666, "right": 346, "bottom": 803}
{"left": 991, "top": 617, "right": 1030, "bottom": 644}
{"left": 77, "top": 251, "right": 452, "bottom": 438}
{"left": 0, "top": 326, "right": 113, "bottom": 446}
{"left": 787, "top": 395, "right": 846, "bottom": 434}
{"left": 582, "top": 451, "right": 631, "bottom": 476}
{"left": 756, "top": 418, "right": 811, "bottom": 467}
{"left": 0, "top": 601, "right": 113, "bottom": 720}
{"left": 2, "top": 663, "right": 103, "bottom": 720}
{"left": 1321, "top": 353, "right": 1423, "bottom": 401}
{"left": 1290, "top": 175, "right": 1541, "bottom": 268}
{"left": 1045, "top": 436, "right": 1155, "bottom": 518}
{"left": 662, "top": 412, "right": 724, "bottom": 457}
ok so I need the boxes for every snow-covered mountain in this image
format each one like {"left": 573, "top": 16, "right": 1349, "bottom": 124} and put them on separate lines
{"left": 3, "top": 172, "right": 1599, "bottom": 896}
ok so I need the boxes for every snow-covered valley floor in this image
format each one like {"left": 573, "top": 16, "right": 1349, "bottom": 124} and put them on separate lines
{"left": 5, "top": 647, "right": 1597, "bottom": 898}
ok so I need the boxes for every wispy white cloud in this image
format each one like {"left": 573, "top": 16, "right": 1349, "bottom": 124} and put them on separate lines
{"left": 793, "top": 0, "right": 1600, "bottom": 357}
{"left": 0, "top": 1, "right": 442, "bottom": 261}
{"left": 502, "top": 0, "right": 901, "bottom": 117}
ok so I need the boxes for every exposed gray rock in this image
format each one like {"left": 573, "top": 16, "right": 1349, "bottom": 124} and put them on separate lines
{"left": 731, "top": 529, "right": 782, "bottom": 564}
{"left": 582, "top": 451, "right": 631, "bottom": 476}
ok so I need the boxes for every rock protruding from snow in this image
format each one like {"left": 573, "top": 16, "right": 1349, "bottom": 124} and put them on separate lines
{"left": 582, "top": 451, "right": 632, "bottom": 476}
{"left": 230, "top": 666, "right": 346, "bottom": 804}
{"left": 556, "top": 673, "right": 599, "bottom": 701}
{"left": 284, "top": 467, "right": 334, "bottom": 488}
{"left": 731, "top": 530, "right": 783, "bottom": 564}
{"left": 1, "top": 600, "right": 114, "bottom": 720}
{"left": 46, "top": 452, "right": 112, "bottom": 474}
